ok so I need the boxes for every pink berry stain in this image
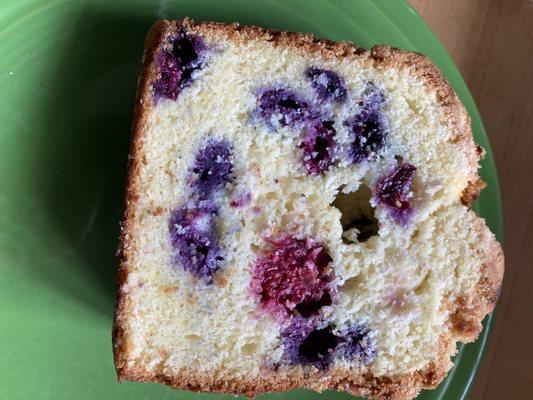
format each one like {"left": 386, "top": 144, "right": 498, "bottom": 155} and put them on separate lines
{"left": 251, "top": 235, "right": 334, "bottom": 319}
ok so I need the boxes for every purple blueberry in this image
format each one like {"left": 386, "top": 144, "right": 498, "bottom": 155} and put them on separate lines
{"left": 338, "top": 323, "right": 376, "bottom": 365}
{"left": 153, "top": 28, "right": 207, "bottom": 101}
{"left": 280, "top": 319, "right": 377, "bottom": 369}
{"left": 282, "top": 318, "right": 339, "bottom": 370}
{"left": 345, "top": 84, "right": 387, "bottom": 163}
{"left": 191, "top": 139, "right": 234, "bottom": 200}
{"left": 305, "top": 67, "right": 347, "bottom": 103}
{"left": 168, "top": 203, "right": 222, "bottom": 282}
{"left": 375, "top": 163, "right": 417, "bottom": 223}
{"left": 256, "top": 88, "right": 313, "bottom": 128}
{"left": 299, "top": 119, "right": 336, "bottom": 175}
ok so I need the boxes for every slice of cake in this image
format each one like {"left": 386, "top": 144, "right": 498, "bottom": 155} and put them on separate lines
{"left": 113, "top": 19, "right": 504, "bottom": 400}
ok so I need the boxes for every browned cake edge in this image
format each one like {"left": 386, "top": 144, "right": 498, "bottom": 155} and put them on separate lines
{"left": 112, "top": 19, "right": 504, "bottom": 400}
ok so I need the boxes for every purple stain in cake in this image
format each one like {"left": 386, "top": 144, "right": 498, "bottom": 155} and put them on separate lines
{"left": 361, "top": 83, "right": 385, "bottom": 111}
{"left": 375, "top": 163, "right": 417, "bottom": 223}
{"left": 305, "top": 67, "right": 347, "bottom": 103}
{"left": 337, "top": 323, "right": 376, "bottom": 365}
{"left": 256, "top": 88, "right": 313, "bottom": 128}
{"left": 254, "top": 86, "right": 342, "bottom": 174}
{"left": 230, "top": 191, "right": 252, "bottom": 208}
{"left": 345, "top": 84, "right": 387, "bottom": 163}
{"left": 299, "top": 120, "right": 336, "bottom": 175}
{"left": 250, "top": 235, "right": 334, "bottom": 319}
{"left": 191, "top": 139, "right": 234, "bottom": 200}
{"left": 168, "top": 203, "right": 222, "bottom": 282}
{"left": 282, "top": 318, "right": 339, "bottom": 369}
{"left": 280, "top": 319, "right": 376, "bottom": 369}
{"left": 153, "top": 48, "right": 183, "bottom": 100}
{"left": 153, "top": 27, "right": 207, "bottom": 101}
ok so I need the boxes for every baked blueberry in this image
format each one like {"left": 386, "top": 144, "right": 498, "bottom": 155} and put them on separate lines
{"left": 306, "top": 67, "right": 347, "bottom": 103}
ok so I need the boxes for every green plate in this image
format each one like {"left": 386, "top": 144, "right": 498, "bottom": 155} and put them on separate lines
{"left": 0, "top": 0, "right": 502, "bottom": 399}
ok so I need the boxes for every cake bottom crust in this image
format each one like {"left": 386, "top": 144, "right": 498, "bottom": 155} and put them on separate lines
{"left": 115, "top": 336, "right": 453, "bottom": 400}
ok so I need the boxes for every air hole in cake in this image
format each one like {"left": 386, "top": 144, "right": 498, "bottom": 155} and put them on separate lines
{"left": 168, "top": 204, "right": 222, "bottom": 282}
{"left": 285, "top": 199, "right": 295, "bottom": 212}
{"left": 332, "top": 184, "right": 379, "bottom": 243}
{"left": 345, "top": 84, "right": 387, "bottom": 163}
{"left": 191, "top": 139, "right": 234, "bottom": 200}
{"left": 250, "top": 235, "right": 334, "bottom": 318}
{"left": 395, "top": 154, "right": 404, "bottom": 165}
{"left": 339, "top": 275, "right": 361, "bottom": 294}
{"left": 250, "top": 243, "right": 260, "bottom": 252}
{"left": 184, "top": 334, "right": 202, "bottom": 342}
{"left": 299, "top": 119, "right": 336, "bottom": 174}
{"left": 241, "top": 342, "right": 259, "bottom": 355}
{"left": 295, "top": 292, "right": 332, "bottom": 318}
{"left": 153, "top": 27, "right": 208, "bottom": 101}
{"left": 298, "top": 326, "right": 339, "bottom": 367}
{"left": 305, "top": 67, "right": 347, "bottom": 103}
{"left": 414, "top": 272, "right": 431, "bottom": 296}
{"left": 375, "top": 163, "right": 417, "bottom": 224}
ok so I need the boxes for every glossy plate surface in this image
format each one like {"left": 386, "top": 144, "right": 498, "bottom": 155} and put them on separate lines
{"left": 0, "top": 1, "right": 502, "bottom": 399}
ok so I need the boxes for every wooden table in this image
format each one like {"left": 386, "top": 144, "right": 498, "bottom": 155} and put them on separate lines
{"left": 409, "top": 1, "right": 533, "bottom": 399}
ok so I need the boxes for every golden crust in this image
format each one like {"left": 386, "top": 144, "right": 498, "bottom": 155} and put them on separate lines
{"left": 113, "top": 18, "right": 504, "bottom": 400}
{"left": 449, "top": 212, "right": 504, "bottom": 341}
{"left": 115, "top": 333, "right": 456, "bottom": 400}
{"left": 113, "top": 19, "right": 165, "bottom": 377}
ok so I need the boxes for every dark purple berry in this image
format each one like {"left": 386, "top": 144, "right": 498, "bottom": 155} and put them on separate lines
{"left": 256, "top": 88, "right": 312, "bottom": 128}
{"left": 168, "top": 204, "right": 222, "bottom": 282}
{"left": 282, "top": 318, "right": 339, "bottom": 369}
{"left": 153, "top": 49, "right": 183, "bottom": 101}
{"left": 338, "top": 323, "right": 376, "bottom": 365}
{"left": 375, "top": 163, "right": 416, "bottom": 223}
{"left": 191, "top": 139, "right": 233, "bottom": 200}
{"left": 172, "top": 28, "right": 204, "bottom": 69}
{"left": 281, "top": 320, "right": 377, "bottom": 369}
{"left": 153, "top": 28, "right": 207, "bottom": 101}
{"left": 345, "top": 84, "right": 386, "bottom": 163}
{"left": 305, "top": 67, "right": 347, "bottom": 103}
{"left": 299, "top": 120, "right": 336, "bottom": 175}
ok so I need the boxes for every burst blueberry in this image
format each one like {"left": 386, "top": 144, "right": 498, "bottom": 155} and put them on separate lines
{"left": 282, "top": 318, "right": 339, "bottom": 370}
{"left": 375, "top": 163, "right": 417, "bottom": 223}
{"left": 345, "top": 84, "right": 386, "bottom": 163}
{"left": 305, "top": 67, "right": 347, "bottom": 103}
{"left": 281, "top": 319, "right": 377, "bottom": 369}
{"left": 168, "top": 204, "right": 222, "bottom": 282}
{"left": 256, "top": 88, "right": 313, "bottom": 128}
{"left": 153, "top": 28, "right": 207, "bottom": 101}
{"left": 299, "top": 120, "right": 336, "bottom": 175}
{"left": 191, "top": 139, "right": 234, "bottom": 200}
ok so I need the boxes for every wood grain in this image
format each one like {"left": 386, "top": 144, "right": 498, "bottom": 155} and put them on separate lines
{"left": 409, "top": 1, "right": 533, "bottom": 399}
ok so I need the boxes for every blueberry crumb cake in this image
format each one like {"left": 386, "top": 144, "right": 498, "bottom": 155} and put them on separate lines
{"left": 113, "top": 18, "right": 504, "bottom": 400}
